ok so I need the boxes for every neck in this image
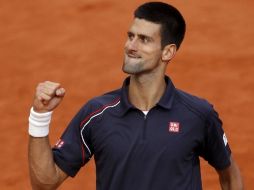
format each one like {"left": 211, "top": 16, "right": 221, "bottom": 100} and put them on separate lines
{"left": 128, "top": 73, "right": 166, "bottom": 111}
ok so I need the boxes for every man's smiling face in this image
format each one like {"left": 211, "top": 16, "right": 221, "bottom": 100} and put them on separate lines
{"left": 122, "top": 18, "right": 163, "bottom": 75}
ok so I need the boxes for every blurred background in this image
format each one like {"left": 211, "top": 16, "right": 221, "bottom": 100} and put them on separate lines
{"left": 0, "top": 0, "right": 253, "bottom": 189}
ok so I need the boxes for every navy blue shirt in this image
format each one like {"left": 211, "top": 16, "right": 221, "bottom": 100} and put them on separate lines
{"left": 53, "top": 76, "right": 231, "bottom": 190}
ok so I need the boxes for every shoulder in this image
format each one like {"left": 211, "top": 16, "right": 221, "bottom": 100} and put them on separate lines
{"left": 89, "top": 88, "right": 121, "bottom": 107}
{"left": 74, "top": 88, "right": 121, "bottom": 128}
{"left": 78, "top": 88, "right": 121, "bottom": 116}
{"left": 174, "top": 88, "right": 214, "bottom": 120}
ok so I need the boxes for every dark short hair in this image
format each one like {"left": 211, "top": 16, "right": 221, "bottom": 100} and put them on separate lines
{"left": 134, "top": 2, "right": 186, "bottom": 50}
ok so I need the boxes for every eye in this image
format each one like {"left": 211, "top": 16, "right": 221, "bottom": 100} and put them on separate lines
{"left": 139, "top": 35, "right": 150, "bottom": 43}
{"left": 127, "top": 32, "right": 134, "bottom": 41}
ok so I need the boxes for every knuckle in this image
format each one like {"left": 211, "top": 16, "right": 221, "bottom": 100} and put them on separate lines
{"left": 37, "top": 82, "right": 46, "bottom": 90}
{"left": 36, "top": 85, "right": 42, "bottom": 91}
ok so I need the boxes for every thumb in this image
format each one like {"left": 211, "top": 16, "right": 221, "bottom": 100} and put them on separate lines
{"left": 55, "top": 88, "right": 66, "bottom": 97}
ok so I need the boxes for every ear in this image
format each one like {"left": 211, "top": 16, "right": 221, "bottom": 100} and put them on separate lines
{"left": 161, "top": 44, "right": 177, "bottom": 62}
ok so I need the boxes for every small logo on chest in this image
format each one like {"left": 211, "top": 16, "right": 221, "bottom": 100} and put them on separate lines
{"left": 169, "top": 122, "right": 180, "bottom": 133}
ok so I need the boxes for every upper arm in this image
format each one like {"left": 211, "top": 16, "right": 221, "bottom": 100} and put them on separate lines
{"left": 52, "top": 104, "right": 94, "bottom": 177}
{"left": 216, "top": 155, "right": 244, "bottom": 190}
{"left": 200, "top": 108, "right": 243, "bottom": 189}
{"left": 200, "top": 108, "right": 231, "bottom": 169}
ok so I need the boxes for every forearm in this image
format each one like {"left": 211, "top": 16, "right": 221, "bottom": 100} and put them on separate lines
{"left": 218, "top": 156, "right": 244, "bottom": 190}
{"left": 28, "top": 81, "right": 67, "bottom": 189}
{"left": 28, "top": 136, "right": 61, "bottom": 189}
{"left": 220, "top": 175, "right": 243, "bottom": 190}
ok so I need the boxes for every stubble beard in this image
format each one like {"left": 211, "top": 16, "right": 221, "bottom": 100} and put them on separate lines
{"left": 122, "top": 57, "right": 145, "bottom": 75}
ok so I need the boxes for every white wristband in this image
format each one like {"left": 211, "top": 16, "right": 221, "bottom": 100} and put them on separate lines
{"left": 28, "top": 107, "right": 53, "bottom": 137}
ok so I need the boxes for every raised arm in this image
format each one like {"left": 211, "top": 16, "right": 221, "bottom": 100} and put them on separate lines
{"left": 217, "top": 155, "right": 244, "bottom": 190}
{"left": 28, "top": 81, "right": 68, "bottom": 190}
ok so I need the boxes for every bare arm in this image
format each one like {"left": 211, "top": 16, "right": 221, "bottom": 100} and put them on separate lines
{"left": 217, "top": 155, "right": 244, "bottom": 190}
{"left": 28, "top": 81, "right": 68, "bottom": 189}
{"left": 29, "top": 136, "right": 68, "bottom": 189}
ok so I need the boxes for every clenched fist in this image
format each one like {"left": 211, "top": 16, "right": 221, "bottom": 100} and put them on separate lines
{"left": 33, "top": 81, "right": 65, "bottom": 113}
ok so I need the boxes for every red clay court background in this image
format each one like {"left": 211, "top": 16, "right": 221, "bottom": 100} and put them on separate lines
{"left": 1, "top": 0, "right": 253, "bottom": 189}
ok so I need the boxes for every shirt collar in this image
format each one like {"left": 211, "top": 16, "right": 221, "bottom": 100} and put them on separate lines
{"left": 119, "top": 75, "right": 176, "bottom": 115}
{"left": 119, "top": 77, "right": 134, "bottom": 115}
{"left": 156, "top": 76, "right": 176, "bottom": 110}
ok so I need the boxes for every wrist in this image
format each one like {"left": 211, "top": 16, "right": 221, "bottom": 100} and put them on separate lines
{"left": 28, "top": 107, "right": 53, "bottom": 137}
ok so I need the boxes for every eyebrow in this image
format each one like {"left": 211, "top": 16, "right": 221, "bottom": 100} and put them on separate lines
{"left": 127, "top": 31, "right": 154, "bottom": 42}
{"left": 138, "top": 34, "right": 153, "bottom": 42}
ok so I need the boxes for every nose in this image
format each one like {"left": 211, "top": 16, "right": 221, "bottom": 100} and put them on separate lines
{"left": 125, "top": 37, "right": 138, "bottom": 51}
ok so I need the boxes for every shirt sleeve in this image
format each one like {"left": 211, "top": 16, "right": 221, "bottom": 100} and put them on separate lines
{"left": 200, "top": 107, "right": 231, "bottom": 170}
{"left": 52, "top": 104, "right": 93, "bottom": 177}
